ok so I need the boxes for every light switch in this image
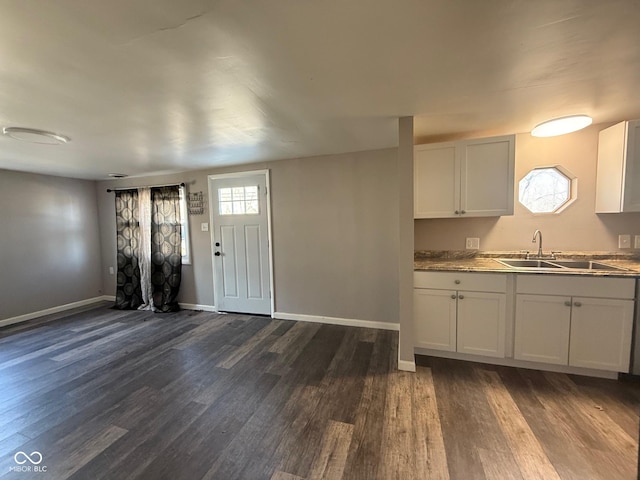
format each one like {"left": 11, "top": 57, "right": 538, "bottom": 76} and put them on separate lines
{"left": 635, "top": 235, "right": 640, "bottom": 249}
{"left": 201, "top": 223, "right": 209, "bottom": 232}
{"left": 109, "top": 266, "right": 114, "bottom": 275}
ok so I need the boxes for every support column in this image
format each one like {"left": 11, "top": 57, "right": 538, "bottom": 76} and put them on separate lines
{"left": 398, "top": 116, "right": 416, "bottom": 372}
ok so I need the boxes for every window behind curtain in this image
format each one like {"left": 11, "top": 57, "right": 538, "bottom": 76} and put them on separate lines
{"left": 179, "top": 185, "right": 191, "bottom": 264}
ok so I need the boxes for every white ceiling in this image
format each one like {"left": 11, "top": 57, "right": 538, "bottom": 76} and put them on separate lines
{"left": 1, "top": 0, "right": 639, "bottom": 180}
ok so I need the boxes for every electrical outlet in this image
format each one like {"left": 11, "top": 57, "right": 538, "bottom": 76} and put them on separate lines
{"left": 466, "top": 237, "right": 480, "bottom": 250}
{"left": 635, "top": 235, "right": 640, "bottom": 249}
{"left": 618, "top": 234, "right": 631, "bottom": 249}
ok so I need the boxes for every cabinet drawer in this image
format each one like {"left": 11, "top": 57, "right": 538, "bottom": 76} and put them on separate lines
{"left": 414, "top": 271, "right": 507, "bottom": 293}
{"left": 516, "top": 274, "right": 635, "bottom": 299}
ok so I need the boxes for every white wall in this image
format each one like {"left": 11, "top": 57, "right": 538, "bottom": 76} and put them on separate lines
{"left": 0, "top": 170, "right": 103, "bottom": 320}
{"left": 415, "top": 124, "right": 640, "bottom": 252}
{"left": 97, "top": 148, "right": 400, "bottom": 325}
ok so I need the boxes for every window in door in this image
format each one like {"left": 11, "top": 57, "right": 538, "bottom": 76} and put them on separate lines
{"left": 218, "top": 186, "right": 259, "bottom": 215}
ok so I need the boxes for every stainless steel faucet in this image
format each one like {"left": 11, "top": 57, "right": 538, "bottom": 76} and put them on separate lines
{"left": 532, "top": 229, "right": 543, "bottom": 258}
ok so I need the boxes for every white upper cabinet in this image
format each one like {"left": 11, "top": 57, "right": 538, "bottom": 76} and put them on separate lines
{"left": 595, "top": 119, "right": 640, "bottom": 213}
{"left": 414, "top": 142, "right": 458, "bottom": 218}
{"left": 460, "top": 137, "right": 516, "bottom": 217}
{"left": 414, "top": 134, "right": 515, "bottom": 218}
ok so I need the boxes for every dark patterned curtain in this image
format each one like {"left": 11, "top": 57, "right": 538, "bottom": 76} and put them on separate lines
{"left": 113, "top": 190, "right": 142, "bottom": 309}
{"left": 150, "top": 186, "right": 182, "bottom": 312}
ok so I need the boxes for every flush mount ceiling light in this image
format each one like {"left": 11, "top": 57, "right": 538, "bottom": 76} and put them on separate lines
{"left": 531, "top": 115, "right": 593, "bottom": 137}
{"left": 108, "top": 173, "right": 128, "bottom": 178}
{"left": 2, "top": 126, "right": 70, "bottom": 145}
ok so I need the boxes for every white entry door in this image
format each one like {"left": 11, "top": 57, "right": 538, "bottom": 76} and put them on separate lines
{"left": 209, "top": 172, "right": 272, "bottom": 315}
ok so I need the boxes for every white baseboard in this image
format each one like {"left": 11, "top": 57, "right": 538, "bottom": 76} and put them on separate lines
{"left": 413, "top": 347, "right": 619, "bottom": 380}
{"left": 398, "top": 359, "right": 417, "bottom": 372}
{"left": 99, "top": 298, "right": 216, "bottom": 313}
{"left": 273, "top": 311, "right": 399, "bottom": 331}
{"left": 0, "top": 296, "right": 112, "bottom": 329}
{"left": 179, "top": 303, "right": 217, "bottom": 312}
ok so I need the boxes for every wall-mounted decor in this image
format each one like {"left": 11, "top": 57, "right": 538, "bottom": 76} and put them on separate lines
{"left": 188, "top": 191, "right": 206, "bottom": 215}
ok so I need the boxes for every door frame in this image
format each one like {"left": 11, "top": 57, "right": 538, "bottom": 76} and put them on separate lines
{"left": 207, "top": 169, "right": 275, "bottom": 316}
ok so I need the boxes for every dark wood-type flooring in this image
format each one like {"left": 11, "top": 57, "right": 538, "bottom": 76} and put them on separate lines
{"left": 0, "top": 304, "right": 639, "bottom": 479}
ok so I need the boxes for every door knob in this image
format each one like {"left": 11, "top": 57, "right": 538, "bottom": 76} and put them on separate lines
{"left": 215, "top": 251, "right": 221, "bottom": 256}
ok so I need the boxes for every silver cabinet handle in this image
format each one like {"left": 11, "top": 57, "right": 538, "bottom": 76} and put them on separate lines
{"left": 454, "top": 280, "right": 461, "bottom": 285}
{"left": 574, "top": 301, "right": 582, "bottom": 307}
{"left": 564, "top": 300, "right": 572, "bottom": 307}
{"left": 458, "top": 294, "right": 464, "bottom": 300}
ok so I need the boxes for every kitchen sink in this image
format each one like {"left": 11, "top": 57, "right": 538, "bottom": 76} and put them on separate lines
{"left": 549, "top": 260, "right": 628, "bottom": 271}
{"left": 495, "top": 258, "right": 628, "bottom": 271}
{"left": 495, "top": 259, "right": 562, "bottom": 269}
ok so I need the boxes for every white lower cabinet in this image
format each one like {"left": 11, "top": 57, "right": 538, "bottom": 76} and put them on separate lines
{"left": 413, "top": 272, "right": 507, "bottom": 358}
{"left": 456, "top": 291, "right": 506, "bottom": 358}
{"left": 413, "top": 288, "right": 457, "bottom": 351}
{"left": 514, "top": 275, "right": 636, "bottom": 372}
{"left": 568, "top": 297, "right": 634, "bottom": 371}
{"left": 514, "top": 294, "right": 571, "bottom": 365}
{"left": 415, "top": 271, "right": 637, "bottom": 375}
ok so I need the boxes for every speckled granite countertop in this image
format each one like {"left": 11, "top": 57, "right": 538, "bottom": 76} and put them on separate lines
{"left": 414, "top": 251, "right": 640, "bottom": 277}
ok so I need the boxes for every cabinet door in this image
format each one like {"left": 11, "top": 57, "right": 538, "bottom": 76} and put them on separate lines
{"left": 413, "top": 288, "right": 457, "bottom": 351}
{"left": 457, "top": 291, "right": 506, "bottom": 358}
{"left": 569, "top": 297, "right": 634, "bottom": 372}
{"left": 459, "top": 135, "right": 515, "bottom": 217}
{"left": 622, "top": 120, "right": 640, "bottom": 211}
{"left": 514, "top": 294, "right": 571, "bottom": 365}
{"left": 595, "top": 121, "right": 627, "bottom": 213}
{"left": 597, "top": 119, "right": 640, "bottom": 213}
{"left": 414, "top": 143, "right": 459, "bottom": 218}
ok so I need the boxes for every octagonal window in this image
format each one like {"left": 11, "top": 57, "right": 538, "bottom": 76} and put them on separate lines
{"left": 519, "top": 167, "right": 574, "bottom": 214}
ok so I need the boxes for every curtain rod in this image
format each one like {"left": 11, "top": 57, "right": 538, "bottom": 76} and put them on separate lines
{"left": 106, "top": 182, "right": 185, "bottom": 193}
